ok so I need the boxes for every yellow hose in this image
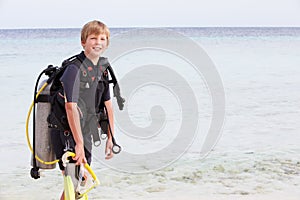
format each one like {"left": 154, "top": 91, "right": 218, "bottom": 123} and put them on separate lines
{"left": 64, "top": 152, "right": 100, "bottom": 199}
{"left": 65, "top": 152, "right": 100, "bottom": 185}
{"left": 26, "top": 82, "right": 60, "bottom": 165}
{"left": 79, "top": 163, "right": 100, "bottom": 198}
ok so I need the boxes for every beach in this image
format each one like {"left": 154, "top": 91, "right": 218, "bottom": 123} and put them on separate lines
{"left": 0, "top": 27, "right": 299, "bottom": 199}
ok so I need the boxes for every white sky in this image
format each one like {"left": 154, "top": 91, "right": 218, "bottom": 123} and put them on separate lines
{"left": 0, "top": 0, "right": 300, "bottom": 28}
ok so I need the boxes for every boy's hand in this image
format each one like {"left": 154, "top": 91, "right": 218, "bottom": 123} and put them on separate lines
{"left": 74, "top": 144, "right": 87, "bottom": 165}
{"left": 105, "top": 139, "right": 114, "bottom": 160}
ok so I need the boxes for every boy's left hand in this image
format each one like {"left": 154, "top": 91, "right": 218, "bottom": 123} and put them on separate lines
{"left": 105, "top": 139, "right": 114, "bottom": 160}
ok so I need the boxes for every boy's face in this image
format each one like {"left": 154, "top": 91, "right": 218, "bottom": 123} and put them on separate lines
{"left": 82, "top": 33, "right": 108, "bottom": 60}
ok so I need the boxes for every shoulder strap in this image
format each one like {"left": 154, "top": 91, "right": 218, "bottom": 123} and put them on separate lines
{"left": 63, "top": 54, "right": 93, "bottom": 89}
{"left": 99, "top": 57, "right": 125, "bottom": 110}
{"left": 62, "top": 54, "right": 82, "bottom": 68}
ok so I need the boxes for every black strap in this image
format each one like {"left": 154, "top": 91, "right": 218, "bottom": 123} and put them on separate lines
{"left": 36, "top": 94, "right": 50, "bottom": 103}
{"left": 106, "top": 64, "right": 125, "bottom": 110}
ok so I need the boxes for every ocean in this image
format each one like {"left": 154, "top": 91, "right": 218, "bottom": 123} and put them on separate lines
{"left": 0, "top": 27, "right": 299, "bottom": 199}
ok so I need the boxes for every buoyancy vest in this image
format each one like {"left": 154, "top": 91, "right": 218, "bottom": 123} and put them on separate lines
{"left": 47, "top": 53, "right": 110, "bottom": 134}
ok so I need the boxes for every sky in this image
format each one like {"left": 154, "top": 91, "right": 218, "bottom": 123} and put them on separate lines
{"left": 0, "top": 0, "right": 300, "bottom": 28}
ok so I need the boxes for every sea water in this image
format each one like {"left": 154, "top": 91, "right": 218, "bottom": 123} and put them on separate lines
{"left": 0, "top": 27, "right": 299, "bottom": 199}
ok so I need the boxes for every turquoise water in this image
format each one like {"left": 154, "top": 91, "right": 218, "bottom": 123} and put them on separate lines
{"left": 0, "top": 27, "right": 300, "bottom": 199}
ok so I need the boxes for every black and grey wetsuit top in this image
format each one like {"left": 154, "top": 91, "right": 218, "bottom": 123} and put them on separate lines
{"left": 60, "top": 51, "right": 110, "bottom": 114}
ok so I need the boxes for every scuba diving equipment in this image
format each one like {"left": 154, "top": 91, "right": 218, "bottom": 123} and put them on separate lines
{"left": 99, "top": 57, "right": 125, "bottom": 110}
{"left": 47, "top": 55, "right": 80, "bottom": 132}
{"left": 97, "top": 58, "right": 123, "bottom": 154}
{"left": 98, "top": 105, "right": 121, "bottom": 154}
{"left": 27, "top": 65, "right": 60, "bottom": 179}
{"left": 32, "top": 79, "right": 56, "bottom": 169}
{"left": 98, "top": 108, "right": 108, "bottom": 140}
{"left": 102, "top": 59, "right": 125, "bottom": 109}
{"left": 26, "top": 54, "right": 124, "bottom": 179}
{"left": 62, "top": 152, "right": 99, "bottom": 200}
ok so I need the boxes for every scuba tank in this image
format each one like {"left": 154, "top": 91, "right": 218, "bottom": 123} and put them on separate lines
{"left": 26, "top": 65, "right": 60, "bottom": 179}
{"left": 31, "top": 79, "right": 56, "bottom": 169}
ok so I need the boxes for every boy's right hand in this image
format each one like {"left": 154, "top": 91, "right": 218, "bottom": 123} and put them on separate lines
{"left": 74, "top": 144, "right": 87, "bottom": 165}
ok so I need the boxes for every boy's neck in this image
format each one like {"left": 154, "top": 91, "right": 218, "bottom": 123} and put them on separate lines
{"left": 90, "top": 57, "right": 99, "bottom": 66}
{"left": 84, "top": 52, "right": 99, "bottom": 66}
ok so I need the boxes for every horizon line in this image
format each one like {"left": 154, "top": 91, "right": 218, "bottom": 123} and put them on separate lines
{"left": 1, "top": 26, "right": 300, "bottom": 30}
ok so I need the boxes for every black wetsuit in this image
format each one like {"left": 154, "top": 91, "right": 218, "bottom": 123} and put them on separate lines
{"left": 51, "top": 51, "right": 110, "bottom": 170}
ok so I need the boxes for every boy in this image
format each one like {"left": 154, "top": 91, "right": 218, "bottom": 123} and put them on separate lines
{"left": 51, "top": 20, "right": 115, "bottom": 199}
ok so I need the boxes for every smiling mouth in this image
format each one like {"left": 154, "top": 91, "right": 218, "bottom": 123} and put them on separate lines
{"left": 93, "top": 47, "right": 102, "bottom": 51}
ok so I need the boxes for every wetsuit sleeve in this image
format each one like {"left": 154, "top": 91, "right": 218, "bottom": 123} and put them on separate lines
{"left": 60, "top": 64, "right": 80, "bottom": 103}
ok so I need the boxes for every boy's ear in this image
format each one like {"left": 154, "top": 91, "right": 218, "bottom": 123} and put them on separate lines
{"left": 81, "top": 41, "right": 86, "bottom": 48}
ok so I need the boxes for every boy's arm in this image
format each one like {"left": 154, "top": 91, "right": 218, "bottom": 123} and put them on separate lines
{"left": 65, "top": 102, "right": 86, "bottom": 165}
{"left": 104, "top": 99, "right": 114, "bottom": 159}
{"left": 60, "top": 64, "right": 85, "bottom": 164}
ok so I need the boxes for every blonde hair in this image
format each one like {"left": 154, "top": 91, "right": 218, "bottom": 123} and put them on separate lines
{"left": 81, "top": 20, "right": 110, "bottom": 46}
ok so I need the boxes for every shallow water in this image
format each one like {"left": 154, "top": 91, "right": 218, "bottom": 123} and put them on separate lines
{"left": 0, "top": 27, "right": 299, "bottom": 199}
